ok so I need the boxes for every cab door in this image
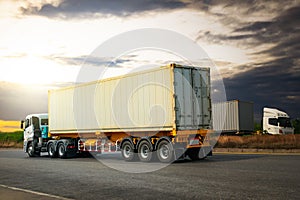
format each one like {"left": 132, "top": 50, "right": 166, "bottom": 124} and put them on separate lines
{"left": 32, "top": 116, "right": 40, "bottom": 131}
{"left": 24, "top": 117, "right": 33, "bottom": 141}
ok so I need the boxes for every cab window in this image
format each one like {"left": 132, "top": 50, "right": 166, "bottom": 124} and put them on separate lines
{"left": 25, "top": 119, "right": 30, "bottom": 128}
{"left": 32, "top": 117, "right": 40, "bottom": 130}
{"left": 268, "top": 118, "right": 278, "bottom": 126}
{"left": 41, "top": 119, "right": 48, "bottom": 125}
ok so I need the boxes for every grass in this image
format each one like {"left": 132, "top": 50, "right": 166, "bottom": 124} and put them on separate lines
{"left": 214, "top": 134, "right": 300, "bottom": 149}
{"left": 0, "top": 131, "right": 23, "bottom": 148}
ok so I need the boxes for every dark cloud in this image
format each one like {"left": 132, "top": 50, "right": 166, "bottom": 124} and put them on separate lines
{"left": 195, "top": 4, "right": 300, "bottom": 120}
{"left": 20, "top": 0, "right": 188, "bottom": 18}
{"left": 50, "top": 55, "right": 135, "bottom": 67}
{"left": 197, "top": 5, "right": 300, "bottom": 47}
{"left": 190, "top": 0, "right": 298, "bottom": 24}
{"left": 224, "top": 58, "right": 300, "bottom": 121}
{"left": 235, "top": 6, "right": 300, "bottom": 45}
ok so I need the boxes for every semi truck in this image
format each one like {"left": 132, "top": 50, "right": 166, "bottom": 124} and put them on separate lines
{"left": 212, "top": 100, "right": 254, "bottom": 134}
{"left": 263, "top": 107, "right": 294, "bottom": 135}
{"left": 21, "top": 63, "right": 213, "bottom": 162}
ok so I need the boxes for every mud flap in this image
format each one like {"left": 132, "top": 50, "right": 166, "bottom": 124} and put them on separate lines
{"left": 174, "top": 148, "right": 185, "bottom": 160}
{"left": 199, "top": 146, "right": 212, "bottom": 159}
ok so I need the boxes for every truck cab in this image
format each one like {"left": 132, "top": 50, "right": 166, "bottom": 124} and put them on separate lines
{"left": 263, "top": 107, "right": 294, "bottom": 135}
{"left": 21, "top": 113, "right": 49, "bottom": 156}
{"left": 21, "top": 113, "right": 78, "bottom": 158}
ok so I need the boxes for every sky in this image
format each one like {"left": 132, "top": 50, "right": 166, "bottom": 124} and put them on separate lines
{"left": 0, "top": 0, "right": 299, "bottom": 132}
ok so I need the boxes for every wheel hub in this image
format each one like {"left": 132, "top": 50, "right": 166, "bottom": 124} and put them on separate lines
{"left": 159, "top": 144, "right": 169, "bottom": 160}
{"left": 140, "top": 144, "right": 149, "bottom": 159}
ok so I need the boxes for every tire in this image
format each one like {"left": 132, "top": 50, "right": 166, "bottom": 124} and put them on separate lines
{"left": 121, "top": 141, "right": 137, "bottom": 162}
{"left": 27, "top": 143, "right": 35, "bottom": 157}
{"left": 58, "top": 143, "right": 67, "bottom": 158}
{"left": 48, "top": 143, "right": 57, "bottom": 158}
{"left": 156, "top": 140, "right": 174, "bottom": 163}
{"left": 138, "top": 140, "right": 153, "bottom": 162}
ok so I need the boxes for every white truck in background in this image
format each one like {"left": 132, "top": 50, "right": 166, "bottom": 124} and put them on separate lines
{"left": 263, "top": 107, "right": 294, "bottom": 135}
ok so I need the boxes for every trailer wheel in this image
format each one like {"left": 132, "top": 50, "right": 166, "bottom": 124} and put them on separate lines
{"left": 58, "top": 143, "right": 67, "bottom": 158}
{"left": 156, "top": 140, "right": 174, "bottom": 163}
{"left": 27, "top": 143, "right": 35, "bottom": 157}
{"left": 138, "top": 140, "right": 153, "bottom": 162}
{"left": 121, "top": 141, "right": 137, "bottom": 162}
{"left": 48, "top": 143, "right": 57, "bottom": 158}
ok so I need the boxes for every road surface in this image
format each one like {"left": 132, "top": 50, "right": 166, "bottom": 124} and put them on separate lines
{"left": 0, "top": 149, "right": 299, "bottom": 199}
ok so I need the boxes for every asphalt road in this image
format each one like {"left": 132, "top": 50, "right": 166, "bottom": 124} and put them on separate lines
{"left": 0, "top": 149, "right": 299, "bottom": 200}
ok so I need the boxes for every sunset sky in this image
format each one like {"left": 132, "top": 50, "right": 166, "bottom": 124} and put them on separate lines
{"left": 0, "top": 0, "right": 299, "bottom": 132}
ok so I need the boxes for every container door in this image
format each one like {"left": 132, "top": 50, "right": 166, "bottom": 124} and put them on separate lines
{"left": 192, "top": 68, "right": 211, "bottom": 128}
{"left": 174, "top": 67, "right": 211, "bottom": 130}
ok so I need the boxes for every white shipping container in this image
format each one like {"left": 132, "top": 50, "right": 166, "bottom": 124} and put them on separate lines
{"left": 49, "top": 64, "right": 211, "bottom": 134}
{"left": 212, "top": 100, "right": 254, "bottom": 133}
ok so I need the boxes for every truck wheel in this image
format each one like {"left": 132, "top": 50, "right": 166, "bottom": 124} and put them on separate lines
{"left": 138, "top": 140, "right": 153, "bottom": 162}
{"left": 58, "top": 143, "right": 67, "bottom": 158}
{"left": 48, "top": 143, "right": 57, "bottom": 158}
{"left": 121, "top": 141, "right": 137, "bottom": 162}
{"left": 27, "top": 143, "right": 35, "bottom": 157}
{"left": 156, "top": 140, "right": 174, "bottom": 163}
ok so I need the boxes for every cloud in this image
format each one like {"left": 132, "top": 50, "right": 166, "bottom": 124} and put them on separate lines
{"left": 0, "top": 82, "right": 74, "bottom": 120}
{"left": 193, "top": 2, "right": 300, "bottom": 120}
{"left": 191, "top": 0, "right": 298, "bottom": 20}
{"left": 224, "top": 59, "right": 300, "bottom": 120}
{"left": 197, "top": 5, "right": 300, "bottom": 49}
{"left": 49, "top": 55, "right": 135, "bottom": 67}
{"left": 20, "top": 0, "right": 188, "bottom": 18}
{"left": 11, "top": 0, "right": 300, "bottom": 121}
{"left": 235, "top": 6, "right": 300, "bottom": 47}
{"left": 21, "top": 0, "right": 297, "bottom": 20}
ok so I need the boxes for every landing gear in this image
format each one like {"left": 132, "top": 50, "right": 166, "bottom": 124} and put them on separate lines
{"left": 187, "top": 147, "right": 211, "bottom": 160}
{"left": 187, "top": 148, "right": 201, "bottom": 161}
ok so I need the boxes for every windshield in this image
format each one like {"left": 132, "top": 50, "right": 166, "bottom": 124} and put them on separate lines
{"left": 278, "top": 117, "right": 292, "bottom": 128}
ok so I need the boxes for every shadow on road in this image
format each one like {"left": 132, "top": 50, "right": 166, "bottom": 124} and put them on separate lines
{"left": 180, "top": 154, "right": 267, "bottom": 163}
{"left": 2, "top": 149, "right": 269, "bottom": 164}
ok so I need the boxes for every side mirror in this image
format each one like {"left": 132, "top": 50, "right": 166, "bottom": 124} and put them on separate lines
{"left": 20, "top": 120, "right": 24, "bottom": 129}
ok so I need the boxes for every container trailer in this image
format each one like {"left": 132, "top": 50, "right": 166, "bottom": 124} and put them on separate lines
{"left": 212, "top": 100, "right": 254, "bottom": 134}
{"left": 21, "top": 63, "right": 213, "bottom": 162}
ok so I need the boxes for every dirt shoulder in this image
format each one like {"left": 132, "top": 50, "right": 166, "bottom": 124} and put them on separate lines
{"left": 213, "top": 134, "right": 300, "bottom": 149}
{"left": 213, "top": 148, "right": 300, "bottom": 154}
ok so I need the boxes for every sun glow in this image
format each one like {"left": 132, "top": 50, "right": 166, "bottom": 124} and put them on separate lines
{"left": 0, "top": 55, "right": 80, "bottom": 84}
